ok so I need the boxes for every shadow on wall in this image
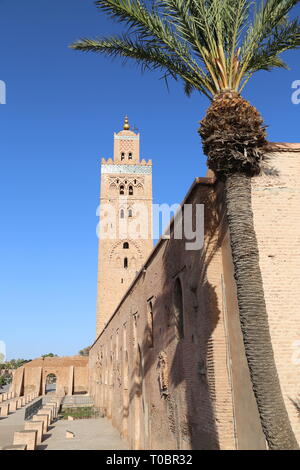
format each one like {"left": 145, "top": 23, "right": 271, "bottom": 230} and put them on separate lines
{"left": 128, "top": 186, "right": 224, "bottom": 449}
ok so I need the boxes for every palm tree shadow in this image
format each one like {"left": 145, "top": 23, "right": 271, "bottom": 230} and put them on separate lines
{"left": 128, "top": 182, "right": 225, "bottom": 449}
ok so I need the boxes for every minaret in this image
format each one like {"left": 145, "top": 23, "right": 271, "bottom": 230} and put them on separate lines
{"left": 96, "top": 117, "right": 153, "bottom": 337}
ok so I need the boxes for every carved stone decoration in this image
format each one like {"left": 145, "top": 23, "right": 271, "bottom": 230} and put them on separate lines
{"left": 95, "top": 351, "right": 103, "bottom": 384}
{"left": 157, "top": 351, "right": 169, "bottom": 398}
{"left": 109, "top": 176, "right": 145, "bottom": 187}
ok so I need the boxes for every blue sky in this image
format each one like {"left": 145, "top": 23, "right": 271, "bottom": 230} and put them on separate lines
{"left": 0, "top": 0, "right": 299, "bottom": 360}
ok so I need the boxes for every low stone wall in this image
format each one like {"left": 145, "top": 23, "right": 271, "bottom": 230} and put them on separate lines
{"left": 25, "top": 398, "right": 43, "bottom": 421}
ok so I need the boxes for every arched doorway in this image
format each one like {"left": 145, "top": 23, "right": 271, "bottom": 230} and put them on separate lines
{"left": 45, "top": 373, "right": 57, "bottom": 394}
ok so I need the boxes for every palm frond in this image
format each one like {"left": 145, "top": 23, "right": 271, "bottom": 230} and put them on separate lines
{"left": 246, "top": 18, "right": 300, "bottom": 74}
{"left": 71, "top": 35, "right": 213, "bottom": 99}
{"left": 70, "top": 0, "right": 300, "bottom": 97}
{"left": 93, "top": 0, "right": 215, "bottom": 91}
{"left": 240, "top": 0, "right": 300, "bottom": 75}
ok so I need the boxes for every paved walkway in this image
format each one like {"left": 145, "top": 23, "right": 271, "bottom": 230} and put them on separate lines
{"left": 40, "top": 417, "right": 128, "bottom": 450}
{"left": 0, "top": 396, "right": 128, "bottom": 450}
{"left": 0, "top": 407, "right": 26, "bottom": 449}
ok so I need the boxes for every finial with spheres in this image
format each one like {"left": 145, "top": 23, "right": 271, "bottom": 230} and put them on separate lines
{"left": 123, "top": 115, "right": 130, "bottom": 130}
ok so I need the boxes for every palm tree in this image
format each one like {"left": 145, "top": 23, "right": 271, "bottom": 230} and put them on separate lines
{"left": 70, "top": 0, "right": 300, "bottom": 450}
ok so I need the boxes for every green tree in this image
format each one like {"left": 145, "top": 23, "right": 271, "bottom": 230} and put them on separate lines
{"left": 46, "top": 373, "right": 57, "bottom": 384}
{"left": 1, "top": 359, "right": 31, "bottom": 369}
{"left": 79, "top": 346, "right": 91, "bottom": 357}
{"left": 0, "top": 371, "right": 12, "bottom": 387}
{"left": 0, "top": 375, "right": 6, "bottom": 387}
{"left": 71, "top": 0, "right": 300, "bottom": 449}
{"left": 41, "top": 353, "right": 58, "bottom": 359}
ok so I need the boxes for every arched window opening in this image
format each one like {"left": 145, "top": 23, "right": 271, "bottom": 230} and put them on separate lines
{"left": 109, "top": 183, "right": 118, "bottom": 195}
{"left": 128, "top": 209, "right": 133, "bottom": 218}
{"left": 121, "top": 152, "right": 125, "bottom": 161}
{"left": 173, "top": 278, "right": 184, "bottom": 339}
{"left": 120, "top": 185, "right": 125, "bottom": 195}
{"left": 129, "top": 152, "right": 133, "bottom": 160}
{"left": 120, "top": 209, "right": 125, "bottom": 219}
{"left": 147, "top": 301, "right": 154, "bottom": 348}
{"left": 129, "top": 186, "right": 133, "bottom": 196}
{"left": 124, "top": 257, "right": 128, "bottom": 269}
{"left": 45, "top": 374, "right": 57, "bottom": 394}
{"left": 123, "top": 242, "right": 129, "bottom": 249}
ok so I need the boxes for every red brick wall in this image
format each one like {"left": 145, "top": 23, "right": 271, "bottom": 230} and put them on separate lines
{"left": 89, "top": 146, "right": 300, "bottom": 449}
{"left": 90, "top": 181, "right": 236, "bottom": 450}
{"left": 251, "top": 147, "right": 300, "bottom": 442}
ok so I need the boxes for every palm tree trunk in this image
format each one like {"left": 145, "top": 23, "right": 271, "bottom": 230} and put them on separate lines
{"left": 225, "top": 172, "right": 299, "bottom": 450}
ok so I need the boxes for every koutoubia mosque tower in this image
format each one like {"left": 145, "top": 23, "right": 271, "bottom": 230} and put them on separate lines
{"left": 96, "top": 117, "right": 153, "bottom": 336}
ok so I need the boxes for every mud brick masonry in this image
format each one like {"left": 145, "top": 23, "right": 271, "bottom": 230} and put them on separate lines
{"left": 11, "top": 356, "right": 88, "bottom": 397}
{"left": 11, "top": 119, "right": 300, "bottom": 450}
{"left": 90, "top": 131, "right": 300, "bottom": 449}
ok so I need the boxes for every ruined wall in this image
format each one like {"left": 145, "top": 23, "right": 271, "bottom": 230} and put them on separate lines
{"left": 74, "top": 366, "right": 89, "bottom": 394}
{"left": 11, "top": 356, "right": 89, "bottom": 397}
{"left": 12, "top": 367, "right": 24, "bottom": 397}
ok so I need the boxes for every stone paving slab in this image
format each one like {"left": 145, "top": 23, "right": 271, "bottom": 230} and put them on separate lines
{"left": 0, "top": 408, "right": 26, "bottom": 449}
{"left": 40, "top": 418, "right": 128, "bottom": 450}
{"left": 0, "top": 397, "right": 43, "bottom": 449}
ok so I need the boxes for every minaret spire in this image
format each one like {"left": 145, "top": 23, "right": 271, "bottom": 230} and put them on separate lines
{"left": 123, "top": 115, "right": 130, "bottom": 131}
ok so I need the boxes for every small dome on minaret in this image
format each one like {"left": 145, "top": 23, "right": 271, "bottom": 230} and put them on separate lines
{"left": 123, "top": 116, "right": 130, "bottom": 131}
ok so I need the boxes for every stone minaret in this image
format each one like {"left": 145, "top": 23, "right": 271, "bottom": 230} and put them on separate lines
{"left": 96, "top": 117, "right": 153, "bottom": 337}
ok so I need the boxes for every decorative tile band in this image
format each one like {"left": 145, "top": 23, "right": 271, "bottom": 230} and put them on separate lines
{"left": 114, "top": 135, "right": 139, "bottom": 141}
{"left": 102, "top": 164, "right": 152, "bottom": 175}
